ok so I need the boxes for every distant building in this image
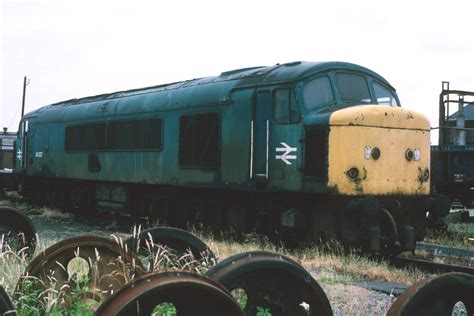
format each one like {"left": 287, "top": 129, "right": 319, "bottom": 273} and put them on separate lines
{"left": 446, "top": 103, "right": 474, "bottom": 145}
{"left": 1, "top": 128, "right": 16, "bottom": 170}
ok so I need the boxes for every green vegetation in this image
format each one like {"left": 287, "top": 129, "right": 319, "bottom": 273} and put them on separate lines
{"left": 152, "top": 302, "right": 177, "bottom": 316}
{"left": 425, "top": 211, "right": 474, "bottom": 249}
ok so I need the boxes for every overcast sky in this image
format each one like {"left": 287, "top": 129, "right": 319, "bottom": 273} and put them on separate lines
{"left": 1, "top": 0, "right": 473, "bottom": 143}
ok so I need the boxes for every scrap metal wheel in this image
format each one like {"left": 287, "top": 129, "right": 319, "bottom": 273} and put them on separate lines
{"left": 124, "top": 227, "right": 216, "bottom": 272}
{"left": 95, "top": 271, "right": 244, "bottom": 316}
{"left": 0, "top": 285, "right": 14, "bottom": 315}
{"left": 387, "top": 272, "right": 474, "bottom": 316}
{"left": 205, "top": 251, "right": 333, "bottom": 316}
{"left": 16, "top": 235, "right": 144, "bottom": 307}
{"left": 0, "top": 205, "right": 36, "bottom": 255}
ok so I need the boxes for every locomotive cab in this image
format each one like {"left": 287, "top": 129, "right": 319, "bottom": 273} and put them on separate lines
{"left": 298, "top": 70, "right": 445, "bottom": 252}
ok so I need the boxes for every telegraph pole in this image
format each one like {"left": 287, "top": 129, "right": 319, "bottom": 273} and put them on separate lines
{"left": 21, "top": 76, "right": 29, "bottom": 118}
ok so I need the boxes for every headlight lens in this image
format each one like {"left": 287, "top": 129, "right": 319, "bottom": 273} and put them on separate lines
{"left": 347, "top": 167, "right": 359, "bottom": 180}
{"left": 405, "top": 149, "right": 414, "bottom": 161}
{"left": 420, "top": 168, "right": 430, "bottom": 181}
{"left": 371, "top": 147, "right": 381, "bottom": 160}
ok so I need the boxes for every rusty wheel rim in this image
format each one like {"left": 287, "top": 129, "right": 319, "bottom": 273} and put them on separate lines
{"left": 387, "top": 272, "right": 474, "bottom": 316}
{"left": 96, "top": 271, "right": 244, "bottom": 316}
{"left": 205, "top": 251, "right": 333, "bottom": 316}
{"left": 16, "top": 235, "right": 144, "bottom": 307}
{"left": 0, "top": 206, "right": 36, "bottom": 256}
{"left": 0, "top": 285, "right": 14, "bottom": 315}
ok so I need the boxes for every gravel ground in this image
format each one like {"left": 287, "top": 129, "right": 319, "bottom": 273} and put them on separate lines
{"left": 24, "top": 210, "right": 399, "bottom": 315}
{"left": 322, "top": 283, "right": 396, "bottom": 316}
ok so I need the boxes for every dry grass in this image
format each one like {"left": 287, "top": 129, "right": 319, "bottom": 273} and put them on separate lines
{"left": 0, "top": 235, "right": 48, "bottom": 294}
{"left": 0, "top": 239, "right": 30, "bottom": 294}
{"left": 35, "top": 207, "right": 73, "bottom": 220}
{"left": 194, "top": 231, "right": 426, "bottom": 286}
{"left": 199, "top": 232, "right": 283, "bottom": 260}
{"left": 1, "top": 225, "right": 429, "bottom": 315}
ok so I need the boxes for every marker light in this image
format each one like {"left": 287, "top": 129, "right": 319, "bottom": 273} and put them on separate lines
{"left": 405, "top": 149, "right": 414, "bottom": 161}
{"left": 414, "top": 149, "right": 421, "bottom": 161}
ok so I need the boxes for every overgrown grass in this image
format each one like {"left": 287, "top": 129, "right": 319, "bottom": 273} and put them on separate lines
{"left": 192, "top": 230, "right": 426, "bottom": 286}
{"left": 0, "top": 227, "right": 216, "bottom": 315}
{"left": 0, "top": 194, "right": 464, "bottom": 315}
{"left": 425, "top": 211, "right": 474, "bottom": 249}
{"left": 1, "top": 227, "right": 426, "bottom": 315}
{"left": 0, "top": 235, "right": 100, "bottom": 315}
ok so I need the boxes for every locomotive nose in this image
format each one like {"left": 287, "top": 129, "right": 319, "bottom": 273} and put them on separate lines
{"left": 327, "top": 105, "right": 431, "bottom": 195}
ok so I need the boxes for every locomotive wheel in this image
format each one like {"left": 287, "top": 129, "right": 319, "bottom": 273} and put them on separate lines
{"left": 0, "top": 205, "right": 36, "bottom": 255}
{"left": 124, "top": 227, "right": 216, "bottom": 272}
{"left": 95, "top": 271, "right": 244, "bottom": 316}
{"left": 205, "top": 251, "right": 333, "bottom": 316}
{"left": 0, "top": 285, "right": 14, "bottom": 315}
{"left": 387, "top": 272, "right": 474, "bottom": 316}
{"left": 16, "top": 235, "right": 144, "bottom": 306}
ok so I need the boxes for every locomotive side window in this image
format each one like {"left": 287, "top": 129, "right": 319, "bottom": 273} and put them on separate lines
{"left": 273, "top": 89, "right": 299, "bottom": 124}
{"left": 65, "top": 123, "right": 106, "bottom": 151}
{"left": 107, "top": 118, "right": 162, "bottom": 150}
{"left": 303, "top": 77, "right": 335, "bottom": 110}
{"left": 373, "top": 82, "right": 399, "bottom": 106}
{"left": 179, "top": 113, "right": 220, "bottom": 168}
{"left": 66, "top": 119, "right": 162, "bottom": 151}
{"left": 336, "top": 73, "right": 372, "bottom": 103}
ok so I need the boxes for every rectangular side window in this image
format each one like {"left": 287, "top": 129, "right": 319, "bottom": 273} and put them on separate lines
{"left": 304, "top": 128, "right": 327, "bottom": 179}
{"left": 65, "top": 123, "right": 106, "bottom": 151}
{"left": 179, "top": 113, "right": 220, "bottom": 168}
{"left": 66, "top": 118, "right": 162, "bottom": 151}
{"left": 107, "top": 118, "right": 162, "bottom": 150}
{"left": 273, "top": 89, "right": 290, "bottom": 124}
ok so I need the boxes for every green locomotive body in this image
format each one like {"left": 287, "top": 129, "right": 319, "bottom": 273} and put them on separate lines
{"left": 14, "top": 61, "right": 449, "bottom": 253}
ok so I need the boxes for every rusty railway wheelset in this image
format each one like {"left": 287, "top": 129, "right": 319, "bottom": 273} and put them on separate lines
{"left": 0, "top": 206, "right": 473, "bottom": 315}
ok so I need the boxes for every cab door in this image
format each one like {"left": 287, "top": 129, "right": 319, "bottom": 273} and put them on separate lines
{"left": 14, "top": 119, "right": 28, "bottom": 172}
{"left": 254, "top": 90, "right": 271, "bottom": 182}
{"left": 269, "top": 88, "right": 302, "bottom": 191}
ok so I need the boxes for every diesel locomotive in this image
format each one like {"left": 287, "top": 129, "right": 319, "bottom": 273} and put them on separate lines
{"left": 12, "top": 61, "right": 449, "bottom": 253}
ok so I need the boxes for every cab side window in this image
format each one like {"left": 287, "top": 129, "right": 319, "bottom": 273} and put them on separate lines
{"left": 373, "top": 82, "right": 399, "bottom": 106}
{"left": 303, "top": 77, "right": 335, "bottom": 110}
{"left": 272, "top": 88, "right": 299, "bottom": 124}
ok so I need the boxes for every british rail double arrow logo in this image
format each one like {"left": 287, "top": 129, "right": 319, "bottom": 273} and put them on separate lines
{"left": 275, "top": 142, "right": 297, "bottom": 165}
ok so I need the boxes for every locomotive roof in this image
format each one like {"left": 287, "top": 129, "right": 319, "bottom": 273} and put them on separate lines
{"left": 25, "top": 61, "right": 393, "bottom": 121}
